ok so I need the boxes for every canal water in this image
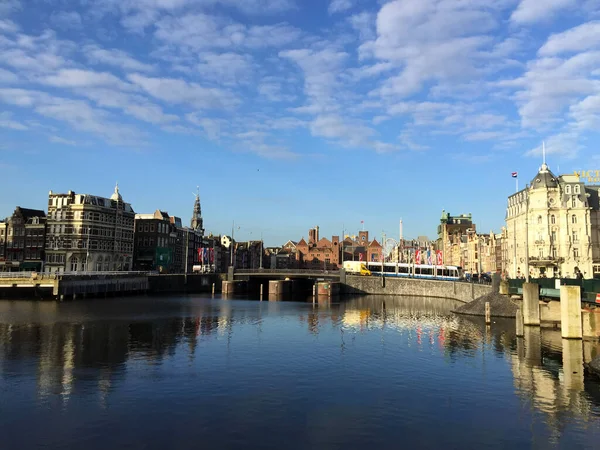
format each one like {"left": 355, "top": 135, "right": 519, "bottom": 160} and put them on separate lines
{"left": 1, "top": 295, "right": 600, "bottom": 449}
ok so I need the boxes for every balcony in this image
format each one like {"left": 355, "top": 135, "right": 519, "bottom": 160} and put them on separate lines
{"left": 528, "top": 256, "right": 564, "bottom": 266}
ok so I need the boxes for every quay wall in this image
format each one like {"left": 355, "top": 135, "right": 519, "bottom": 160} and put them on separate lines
{"left": 147, "top": 274, "right": 222, "bottom": 294}
{"left": 344, "top": 275, "right": 491, "bottom": 303}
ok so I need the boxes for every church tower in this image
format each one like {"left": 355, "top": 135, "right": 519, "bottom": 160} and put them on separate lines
{"left": 191, "top": 188, "right": 204, "bottom": 235}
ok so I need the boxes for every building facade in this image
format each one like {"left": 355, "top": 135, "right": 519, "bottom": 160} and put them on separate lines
{"left": 296, "top": 226, "right": 343, "bottom": 269}
{"left": 505, "top": 162, "right": 600, "bottom": 279}
{"left": 0, "top": 207, "right": 46, "bottom": 272}
{"left": 133, "top": 210, "right": 176, "bottom": 272}
{"left": 45, "top": 186, "right": 135, "bottom": 273}
{"left": 437, "top": 211, "right": 474, "bottom": 267}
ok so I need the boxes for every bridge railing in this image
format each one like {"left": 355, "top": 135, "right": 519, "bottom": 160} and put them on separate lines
{"left": 0, "top": 270, "right": 154, "bottom": 279}
{"left": 234, "top": 269, "right": 340, "bottom": 275}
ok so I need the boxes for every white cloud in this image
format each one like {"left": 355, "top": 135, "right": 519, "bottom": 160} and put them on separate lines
{"left": 257, "top": 77, "right": 296, "bottom": 102}
{"left": 524, "top": 132, "right": 581, "bottom": 158}
{"left": 50, "top": 11, "right": 83, "bottom": 30}
{"left": 538, "top": 21, "right": 600, "bottom": 56}
{"left": 0, "top": 111, "right": 26, "bottom": 130}
{"left": 310, "top": 114, "right": 375, "bottom": 146}
{"left": 511, "top": 0, "right": 576, "bottom": 24}
{"left": 0, "top": 0, "right": 20, "bottom": 17}
{"left": 367, "top": 0, "right": 503, "bottom": 99}
{"left": 0, "top": 18, "right": 18, "bottom": 32}
{"left": 348, "top": 11, "right": 375, "bottom": 41}
{"left": 0, "top": 67, "right": 17, "bottom": 82}
{"left": 40, "top": 68, "right": 130, "bottom": 90}
{"left": 329, "top": 0, "right": 354, "bottom": 15}
{"left": 49, "top": 135, "right": 77, "bottom": 146}
{"left": 197, "top": 52, "right": 253, "bottom": 84}
{"left": 84, "top": 44, "right": 154, "bottom": 72}
{"left": 280, "top": 47, "right": 348, "bottom": 109}
{"left": 186, "top": 114, "right": 228, "bottom": 140}
{"left": 0, "top": 88, "right": 143, "bottom": 146}
{"left": 154, "top": 14, "right": 302, "bottom": 50}
{"left": 503, "top": 52, "right": 600, "bottom": 128}
{"left": 77, "top": 88, "right": 179, "bottom": 125}
{"left": 128, "top": 73, "right": 240, "bottom": 110}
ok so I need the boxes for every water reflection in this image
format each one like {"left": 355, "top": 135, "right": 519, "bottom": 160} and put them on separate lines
{"left": 0, "top": 295, "right": 599, "bottom": 448}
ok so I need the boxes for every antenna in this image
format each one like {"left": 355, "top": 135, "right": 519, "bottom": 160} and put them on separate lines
{"left": 542, "top": 141, "right": 546, "bottom": 165}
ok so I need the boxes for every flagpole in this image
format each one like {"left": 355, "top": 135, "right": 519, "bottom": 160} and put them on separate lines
{"left": 516, "top": 176, "right": 518, "bottom": 193}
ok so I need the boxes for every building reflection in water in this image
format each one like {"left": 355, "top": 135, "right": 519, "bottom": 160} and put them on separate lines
{"left": 1, "top": 294, "right": 600, "bottom": 435}
{"left": 338, "top": 295, "right": 600, "bottom": 441}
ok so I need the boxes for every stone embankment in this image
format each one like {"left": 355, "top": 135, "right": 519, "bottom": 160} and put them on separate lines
{"left": 453, "top": 292, "right": 518, "bottom": 318}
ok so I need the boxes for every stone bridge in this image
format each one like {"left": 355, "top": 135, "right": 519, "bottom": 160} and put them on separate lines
{"left": 344, "top": 275, "right": 492, "bottom": 303}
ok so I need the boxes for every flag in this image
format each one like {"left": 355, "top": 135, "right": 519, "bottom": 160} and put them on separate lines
{"left": 360, "top": 220, "right": 364, "bottom": 224}
{"left": 426, "top": 250, "right": 432, "bottom": 265}
{"left": 197, "top": 248, "right": 202, "bottom": 262}
{"left": 511, "top": 172, "right": 518, "bottom": 178}
{"left": 209, "top": 248, "right": 214, "bottom": 264}
{"left": 359, "top": 253, "right": 363, "bottom": 261}
{"left": 436, "top": 250, "right": 443, "bottom": 265}
{"left": 415, "top": 249, "right": 421, "bottom": 264}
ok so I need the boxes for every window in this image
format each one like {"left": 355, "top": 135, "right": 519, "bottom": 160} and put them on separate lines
{"left": 572, "top": 231, "right": 578, "bottom": 242}
{"left": 574, "top": 248, "right": 579, "bottom": 258}
{"left": 537, "top": 215, "right": 542, "bottom": 224}
{"left": 566, "top": 185, "right": 571, "bottom": 194}
{"left": 538, "top": 248, "right": 543, "bottom": 258}
{"left": 551, "top": 231, "right": 556, "bottom": 243}
{"left": 70, "top": 256, "right": 78, "bottom": 272}
{"left": 572, "top": 196, "right": 577, "bottom": 208}
{"left": 572, "top": 215, "right": 577, "bottom": 224}
{"left": 575, "top": 185, "right": 580, "bottom": 194}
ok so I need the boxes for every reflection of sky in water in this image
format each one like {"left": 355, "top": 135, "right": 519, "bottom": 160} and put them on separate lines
{"left": 0, "top": 294, "right": 599, "bottom": 449}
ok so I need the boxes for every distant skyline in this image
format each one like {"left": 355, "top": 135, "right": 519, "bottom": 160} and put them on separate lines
{"left": 2, "top": 1, "right": 600, "bottom": 246}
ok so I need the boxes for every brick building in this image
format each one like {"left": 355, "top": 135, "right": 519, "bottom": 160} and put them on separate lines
{"left": 0, "top": 207, "right": 46, "bottom": 272}
{"left": 296, "top": 226, "right": 341, "bottom": 269}
{"left": 342, "top": 231, "right": 382, "bottom": 263}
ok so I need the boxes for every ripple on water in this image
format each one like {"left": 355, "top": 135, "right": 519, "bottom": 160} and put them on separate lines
{"left": 1, "top": 295, "right": 600, "bottom": 449}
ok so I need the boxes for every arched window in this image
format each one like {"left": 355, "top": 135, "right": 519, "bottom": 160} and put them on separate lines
{"left": 70, "top": 256, "right": 78, "bottom": 272}
{"left": 572, "top": 215, "right": 577, "bottom": 224}
{"left": 551, "top": 215, "right": 556, "bottom": 224}
{"left": 574, "top": 185, "right": 580, "bottom": 194}
{"left": 566, "top": 185, "right": 571, "bottom": 194}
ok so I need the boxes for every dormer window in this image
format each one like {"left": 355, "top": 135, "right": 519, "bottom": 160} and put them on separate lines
{"left": 566, "top": 185, "right": 571, "bottom": 194}
{"left": 574, "top": 185, "right": 580, "bottom": 194}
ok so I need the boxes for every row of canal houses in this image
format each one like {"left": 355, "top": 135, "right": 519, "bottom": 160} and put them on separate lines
{"left": 0, "top": 186, "right": 442, "bottom": 274}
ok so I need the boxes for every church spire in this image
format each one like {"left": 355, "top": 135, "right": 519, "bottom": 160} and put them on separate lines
{"left": 191, "top": 186, "right": 204, "bottom": 234}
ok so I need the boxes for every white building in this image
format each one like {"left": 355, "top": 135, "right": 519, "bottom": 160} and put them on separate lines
{"left": 505, "top": 162, "right": 600, "bottom": 279}
{"left": 45, "top": 185, "right": 135, "bottom": 273}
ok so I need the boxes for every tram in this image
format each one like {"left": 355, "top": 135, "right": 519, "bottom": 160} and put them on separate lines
{"left": 366, "top": 262, "right": 462, "bottom": 281}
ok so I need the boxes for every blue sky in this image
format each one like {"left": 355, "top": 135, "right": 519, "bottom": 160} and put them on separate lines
{"left": 1, "top": 0, "right": 600, "bottom": 245}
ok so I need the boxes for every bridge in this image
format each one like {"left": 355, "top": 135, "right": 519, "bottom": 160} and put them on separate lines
{"left": 231, "top": 268, "right": 341, "bottom": 280}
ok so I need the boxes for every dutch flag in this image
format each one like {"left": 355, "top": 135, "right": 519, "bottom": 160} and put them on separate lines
{"left": 511, "top": 172, "right": 518, "bottom": 178}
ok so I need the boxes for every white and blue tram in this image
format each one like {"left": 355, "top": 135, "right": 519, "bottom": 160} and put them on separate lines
{"left": 366, "top": 262, "right": 462, "bottom": 281}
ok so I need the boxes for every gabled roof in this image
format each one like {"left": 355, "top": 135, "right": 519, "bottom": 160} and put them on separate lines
{"left": 14, "top": 207, "right": 46, "bottom": 219}
{"left": 316, "top": 237, "right": 332, "bottom": 248}
{"left": 369, "top": 239, "right": 381, "bottom": 248}
{"left": 297, "top": 238, "right": 307, "bottom": 247}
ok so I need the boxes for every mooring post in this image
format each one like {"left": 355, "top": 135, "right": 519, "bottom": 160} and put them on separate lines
{"left": 516, "top": 307, "right": 524, "bottom": 337}
{"left": 260, "top": 283, "right": 263, "bottom": 301}
{"left": 522, "top": 282, "right": 540, "bottom": 326}
{"left": 212, "top": 283, "right": 215, "bottom": 297}
{"left": 485, "top": 302, "right": 491, "bottom": 325}
{"left": 560, "top": 285, "right": 582, "bottom": 339}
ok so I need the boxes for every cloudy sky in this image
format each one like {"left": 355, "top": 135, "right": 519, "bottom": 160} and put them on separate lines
{"left": 1, "top": 0, "right": 599, "bottom": 244}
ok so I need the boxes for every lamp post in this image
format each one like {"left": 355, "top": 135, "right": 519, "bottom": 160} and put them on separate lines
{"left": 525, "top": 184, "right": 530, "bottom": 282}
{"left": 259, "top": 231, "right": 263, "bottom": 269}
